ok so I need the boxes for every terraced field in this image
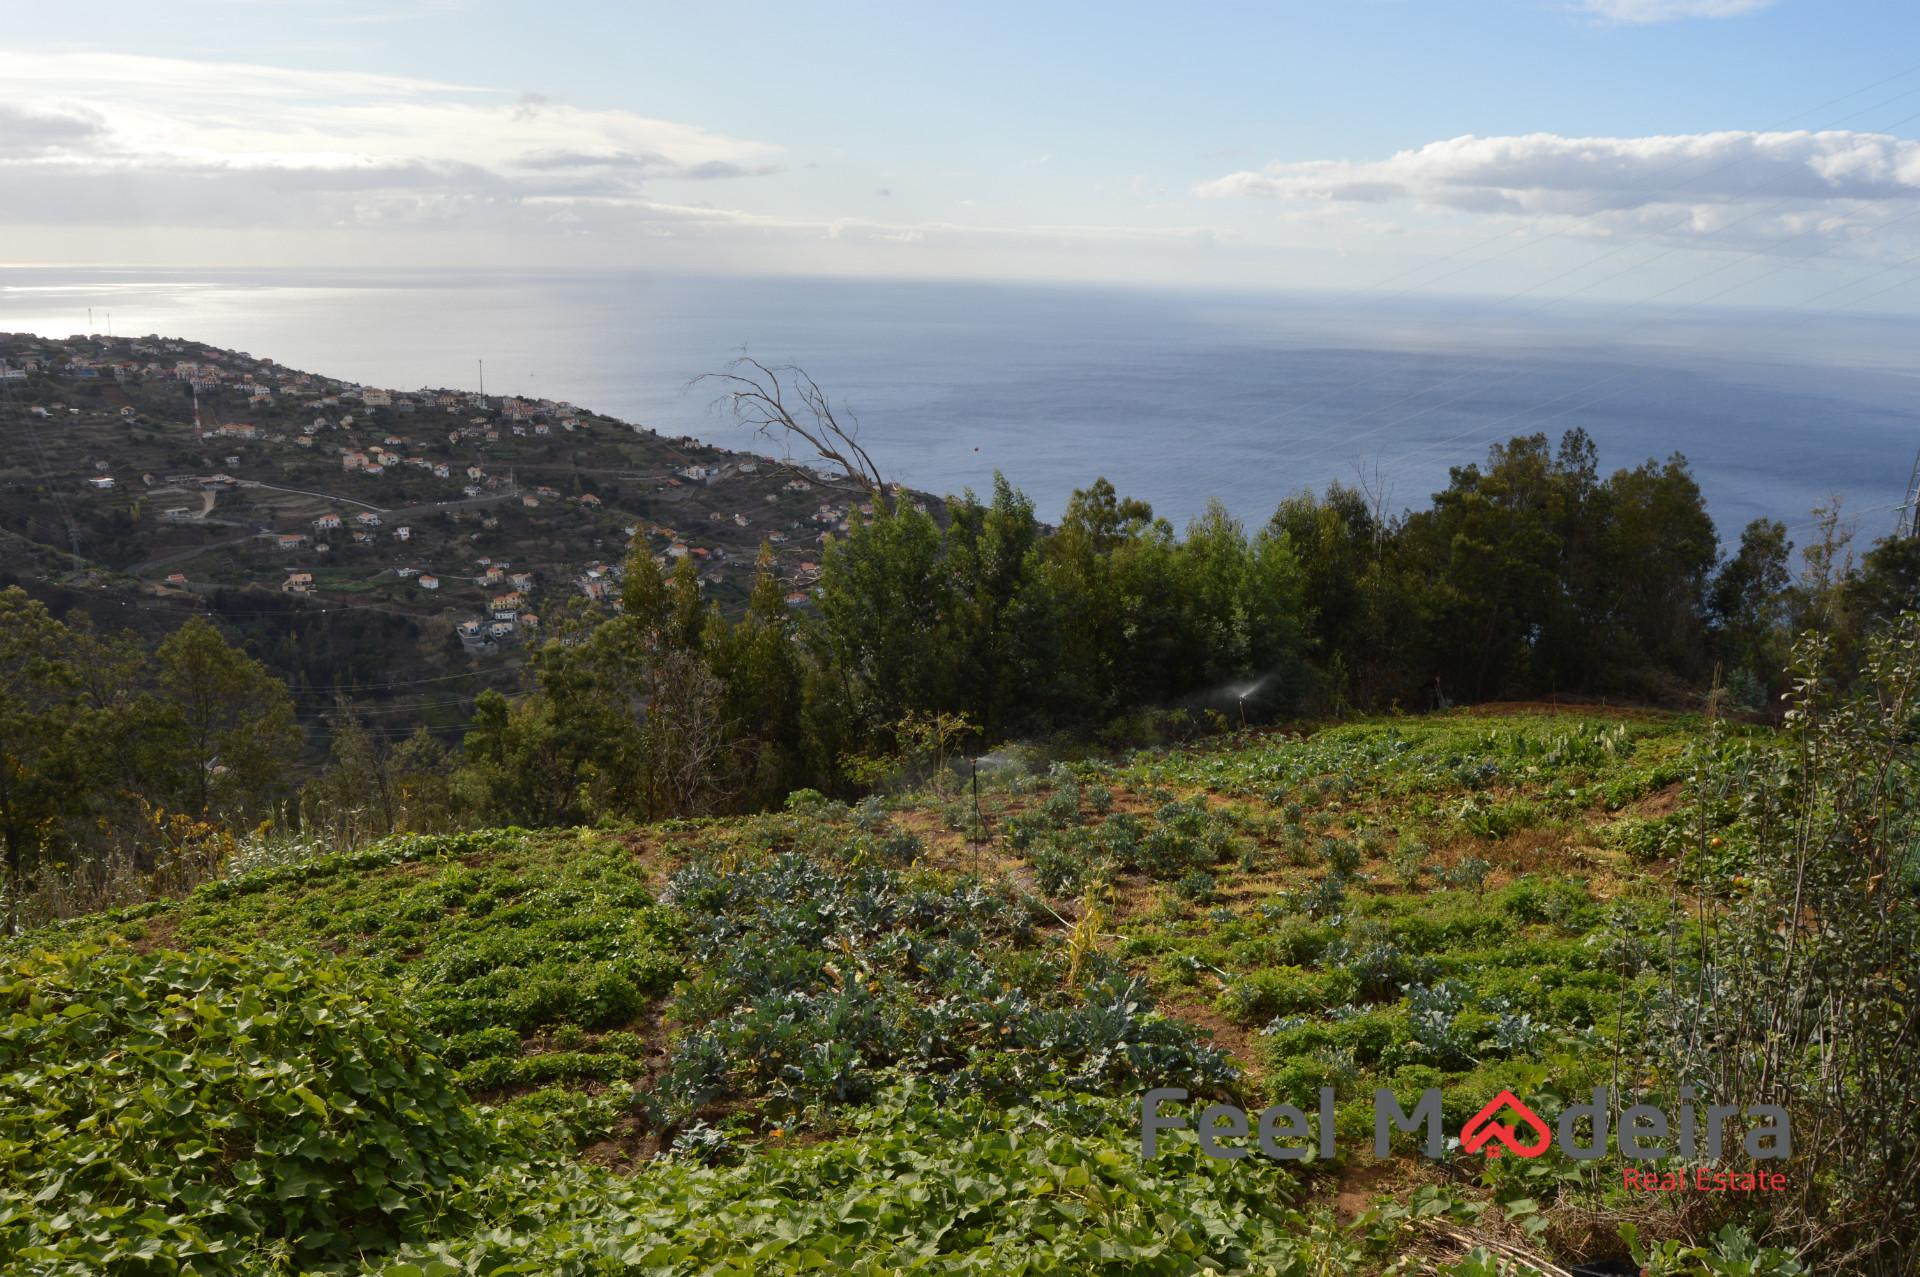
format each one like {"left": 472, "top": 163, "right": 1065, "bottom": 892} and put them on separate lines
{"left": 5, "top": 709, "right": 1800, "bottom": 1275}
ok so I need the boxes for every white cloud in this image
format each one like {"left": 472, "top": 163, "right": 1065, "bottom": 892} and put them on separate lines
{"left": 0, "top": 50, "right": 1240, "bottom": 279}
{"left": 1578, "top": 0, "right": 1777, "bottom": 23}
{"left": 1197, "top": 130, "right": 1920, "bottom": 251}
{"left": 0, "top": 51, "right": 782, "bottom": 233}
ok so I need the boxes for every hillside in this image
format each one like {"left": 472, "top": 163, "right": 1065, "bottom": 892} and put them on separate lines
{"left": 0, "top": 332, "right": 922, "bottom": 740}
{"left": 7, "top": 708, "right": 1817, "bottom": 1276}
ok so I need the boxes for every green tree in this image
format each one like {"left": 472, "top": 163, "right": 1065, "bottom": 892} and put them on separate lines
{"left": 943, "top": 476, "right": 1054, "bottom": 737}
{"left": 1398, "top": 433, "right": 1575, "bottom": 700}
{"left": 708, "top": 547, "right": 808, "bottom": 805}
{"left": 302, "top": 701, "right": 390, "bottom": 848}
{"left": 1709, "top": 517, "right": 1794, "bottom": 698}
{"left": 387, "top": 726, "right": 457, "bottom": 832}
{"left": 1597, "top": 452, "right": 1717, "bottom": 686}
{"left": 1265, "top": 482, "right": 1384, "bottom": 707}
{"left": 0, "top": 590, "right": 86, "bottom": 933}
{"left": 62, "top": 613, "right": 172, "bottom": 860}
{"left": 621, "top": 536, "right": 671, "bottom": 626}
{"left": 1841, "top": 533, "right": 1920, "bottom": 640}
{"left": 1039, "top": 477, "right": 1159, "bottom": 720}
{"left": 812, "top": 503, "right": 957, "bottom": 744}
{"left": 152, "top": 617, "right": 300, "bottom": 821}
{"left": 455, "top": 689, "right": 580, "bottom": 826}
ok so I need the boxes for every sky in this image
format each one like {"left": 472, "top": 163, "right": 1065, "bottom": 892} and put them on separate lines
{"left": 4, "top": 0, "right": 1920, "bottom": 309}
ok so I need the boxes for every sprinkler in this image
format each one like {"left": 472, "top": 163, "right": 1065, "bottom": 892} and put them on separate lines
{"left": 971, "top": 756, "right": 982, "bottom": 877}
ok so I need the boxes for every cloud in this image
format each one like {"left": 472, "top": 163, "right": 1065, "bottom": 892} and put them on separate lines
{"left": 1197, "top": 129, "right": 1920, "bottom": 250}
{"left": 1577, "top": 0, "right": 1776, "bottom": 23}
{"left": 515, "top": 147, "right": 776, "bottom": 180}
{"left": 511, "top": 90, "right": 552, "bottom": 121}
{"left": 0, "top": 101, "right": 106, "bottom": 156}
{"left": 0, "top": 51, "right": 783, "bottom": 234}
{"left": 678, "top": 159, "right": 782, "bottom": 180}
{"left": 0, "top": 49, "right": 1237, "bottom": 278}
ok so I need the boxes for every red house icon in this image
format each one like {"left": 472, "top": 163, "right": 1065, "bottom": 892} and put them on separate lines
{"left": 1461, "top": 1090, "right": 1553, "bottom": 1158}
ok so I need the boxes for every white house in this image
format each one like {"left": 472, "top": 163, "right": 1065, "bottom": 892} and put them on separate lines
{"left": 418, "top": 574, "right": 441, "bottom": 590}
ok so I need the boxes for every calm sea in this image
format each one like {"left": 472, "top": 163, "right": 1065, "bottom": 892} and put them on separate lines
{"left": 3, "top": 268, "right": 1915, "bottom": 541}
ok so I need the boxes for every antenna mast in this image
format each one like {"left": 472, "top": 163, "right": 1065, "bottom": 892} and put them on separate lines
{"left": 478, "top": 359, "right": 484, "bottom": 398}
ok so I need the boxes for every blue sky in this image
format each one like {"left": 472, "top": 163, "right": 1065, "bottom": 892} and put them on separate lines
{"left": 4, "top": 0, "right": 1920, "bottom": 308}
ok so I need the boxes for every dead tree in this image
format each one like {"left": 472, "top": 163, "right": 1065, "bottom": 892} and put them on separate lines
{"left": 696, "top": 358, "right": 893, "bottom": 516}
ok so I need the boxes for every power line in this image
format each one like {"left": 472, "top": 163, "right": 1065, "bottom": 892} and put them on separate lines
{"left": 104, "top": 591, "right": 546, "bottom": 622}
{"left": 304, "top": 720, "right": 471, "bottom": 742}
{"left": 286, "top": 668, "right": 502, "bottom": 693}
{"left": 294, "top": 695, "right": 487, "bottom": 719}
{"left": 0, "top": 370, "right": 86, "bottom": 575}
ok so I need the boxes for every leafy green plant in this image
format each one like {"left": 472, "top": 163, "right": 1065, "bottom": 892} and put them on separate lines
{"left": 1321, "top": 835, "right": 1363, "bottom": 877}
{"left": 1390, "top": 839, "right": 1429, "bottom": 889}
{"left": 1622, "top": 1222, "right": 1806, "bottom": 1276}
{"left": 1441, "top": 855, "right": 1492, "bottom": 895}
{"left": 1174, "top": 870, "right": 1218, "bottom": 904}
{"left": 0, "top": 944, "right": 494, "bottom": 1273}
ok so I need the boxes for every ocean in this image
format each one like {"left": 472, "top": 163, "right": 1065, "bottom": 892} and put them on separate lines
{"left": 3, "top": 267, "right": 1915, "bottom": 542}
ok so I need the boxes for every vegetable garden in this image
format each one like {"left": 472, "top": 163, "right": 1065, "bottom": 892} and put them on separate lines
{"left": 3, "top": 709, "right": 1832, "bottom": 1275}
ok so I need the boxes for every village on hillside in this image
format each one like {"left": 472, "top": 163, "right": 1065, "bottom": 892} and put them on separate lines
{"left": 0, "top": 332, "right": 933, "bottom": 661}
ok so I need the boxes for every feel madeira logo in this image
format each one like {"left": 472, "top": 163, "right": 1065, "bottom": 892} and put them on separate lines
{"left": 1141, "top": 1087, "right": 1792, "bottom": 1193}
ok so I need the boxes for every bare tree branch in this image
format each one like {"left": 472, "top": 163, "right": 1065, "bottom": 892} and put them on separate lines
{"left": 693, "top": 357, "right": 893, "bottom": 516}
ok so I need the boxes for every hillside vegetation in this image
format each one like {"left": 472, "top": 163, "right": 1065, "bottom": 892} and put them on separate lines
{"left": 21, "top": 702, "right": 1894, "bottom": 1276}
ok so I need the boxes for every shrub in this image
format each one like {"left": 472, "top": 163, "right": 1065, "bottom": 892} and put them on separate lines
{"left": 1441, "top": 855, "right": 1492, "bottom": 895}
{"left": 1299, "top": 874, "right": 1347, "bottom": 918}
{"left": 783, "top": 788, "right": 838, "bottom": 816}
{"left": 1647, "top": 622, "right": 1920, "bottom": 1271}
{"left": 1174, "top": 870, "right": 1218, "bottom": 905}
{"left": 1498, "top": 875, "right": 1591, "bottom": 927}
{"left": 1095, "top": 811, "right": 1145, "bottom": 866}
{"left": 1219, "top": 966, "right": 1361, "bottom": 1024}
{"left": 1340, "top": 925, "right": 1417, "bottom": 1000}
{"left": 1320, "top": 836, "right": 1362, "bottom": 877}
{"left": 1390, "top": 840, "right": 1429, "bottom": 889}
